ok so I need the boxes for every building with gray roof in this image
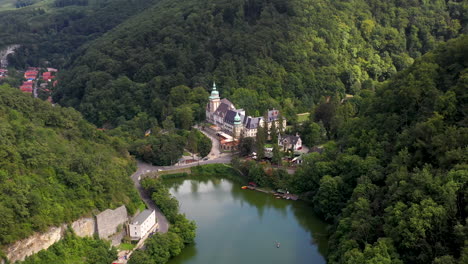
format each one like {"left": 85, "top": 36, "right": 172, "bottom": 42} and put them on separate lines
{"left": 206, "top": 83, "right": 286, "bottom": 139}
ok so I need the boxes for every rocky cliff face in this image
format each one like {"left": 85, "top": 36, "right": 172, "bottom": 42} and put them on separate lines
{"left": 71, "top": 217, "right": 95, "bottom": 238}
{"left": 0, "top": 45, "right": 19, "bottom": 68}
{"left": 5, "top": 217, "right": 95, "bottom": 263}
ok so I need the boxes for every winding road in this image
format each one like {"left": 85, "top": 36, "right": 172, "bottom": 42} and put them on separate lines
{"left": 130, "top": 126, "right": 232, "bottom": 234}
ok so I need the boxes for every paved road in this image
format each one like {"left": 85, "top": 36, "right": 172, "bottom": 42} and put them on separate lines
{"left": 131, "top": 163, "right": 169, "bottom": 233}
{"left": 131, "top": 129, "right": 232, "bottom": 234}
{"left": 196, "top": 126, "right": 221, "bottom": 159}
{"left": 131, "top": 159, "right": 233, "bottom": 234}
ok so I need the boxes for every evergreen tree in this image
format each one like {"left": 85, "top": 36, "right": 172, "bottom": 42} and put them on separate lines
{"left": 256, "top": 125, "right": 266, "bottom": 159}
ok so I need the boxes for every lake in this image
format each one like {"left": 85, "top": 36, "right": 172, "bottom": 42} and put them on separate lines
{"left": 165, "top": 177, "right": 329, "bottom": 264}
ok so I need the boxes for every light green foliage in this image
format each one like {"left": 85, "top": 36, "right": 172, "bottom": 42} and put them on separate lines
{"left": 0, "top": 85, "right": 140, "bottom": 246}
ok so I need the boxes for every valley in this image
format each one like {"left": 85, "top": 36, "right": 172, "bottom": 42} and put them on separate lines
{"left": 0, "top": 0, "right": 466, "bottom": 264}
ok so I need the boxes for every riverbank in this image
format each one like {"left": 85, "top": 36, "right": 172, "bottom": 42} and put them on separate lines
{"left": 159, "top": 164, "right": 300, "bottom": 202}
{"left": 242, "top": 186, "right": 299, "bottom": 200}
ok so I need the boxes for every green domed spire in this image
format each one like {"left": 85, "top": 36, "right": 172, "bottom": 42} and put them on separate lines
{"left": 234, "top": 112, "right": 241, "bottom": 125}
{"left": 209, "top": 82, "right": 220, "bottom": 100}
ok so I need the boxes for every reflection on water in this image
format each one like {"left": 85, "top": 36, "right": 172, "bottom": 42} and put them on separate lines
{"left": 165, "top": 176, "right": 329, "bottom": 264}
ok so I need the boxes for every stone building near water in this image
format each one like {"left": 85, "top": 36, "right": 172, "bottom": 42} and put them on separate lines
{"left": 206, "top": 83, "right": 286, "bottom": 139}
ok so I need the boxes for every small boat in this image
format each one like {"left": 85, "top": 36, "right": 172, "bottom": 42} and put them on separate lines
{"left": 276, "top": 196, "right": 281, "bottom": 199}
{"left": 241, "top": 186, "right": 248, "bottom": 189}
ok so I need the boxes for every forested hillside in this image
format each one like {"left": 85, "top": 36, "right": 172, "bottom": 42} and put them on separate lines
{"left": 54, "top": 0, "right": 467, "bottom": 126}
{"left": 288, "top": 35, "right": 467, "bottom": 264}
{"left": 0, "top": 85, "right": 141, "bottom": 249}
{"left": 0, "top": 0, "right": 159, "bottom": 68}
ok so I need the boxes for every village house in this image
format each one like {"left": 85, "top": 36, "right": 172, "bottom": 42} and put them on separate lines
{"left": 128, "top": 209, "right": 157, "bottom": 240}
{"left": 42, "top": 71, "right": 56, "bottom": 82}
{"left": 278, "top": 133, "right": 302, "bottom": 151}
{"left": 0, "top": 68, "right": 7, "bottom": 79}
{"left": 20, "top": 81, "right": 33, "bottom": 93}
{"left": 206, "top": 83, "right": 286, "bottom": 139}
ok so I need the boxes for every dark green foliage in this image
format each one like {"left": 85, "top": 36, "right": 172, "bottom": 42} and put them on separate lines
{"left": 0, "top": 0, "right": 160, "bottom": 69}
{"left": 129, "top": 133, "right": 185, "bottom": 166}
{"left": 55, "top": 0, "right": 466, "bottom": 126}
{"left": 0, "top": 84, "right": 140, "bottom": 246}
{"left": 19, "top": 230, "right": 116, "bottom": 264}
{"left": 238, "top": 135, "right": 255, "bottom": 156}
{"left": 160, "top": 172, "right": 189, "bottom": 180}
{"left": 186, "top": 129, "right": 212, "bottom": 158}
{"left": 292, "top": 36, "right": 468, "bottom": 264}
{"left": 142, "top": 178, "right": 180, "bottom": 223}
{"left": 234, "top": 160, "right": 288, "bottom": 190}
{"left": 110, "top": 119, "right": 211, "bottom": 166}
{"left": 190, "top": 163, "right": 245, "bottom": 183}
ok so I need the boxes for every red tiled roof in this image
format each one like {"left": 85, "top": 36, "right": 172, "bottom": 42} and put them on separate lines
{"left": 20, "top": 87, "right": 33, "bottom": 92}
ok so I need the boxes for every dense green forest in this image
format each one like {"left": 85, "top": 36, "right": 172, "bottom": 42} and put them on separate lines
{"left": 53, "top": 0, "right": 467, "bottom": 126}
{"left": 236, "top": 36, "right": 468, "bottom": 264}
{"left": 19, "top": 229, "right": 116, "bottom": 264}
{"left": 0, "top": 84, "right": 141, "bottom": 249}
{"left": 0, "top": 0, "right": 159, "bottom": 68}
{"left": 104, "top": 112, "right": 212, "bottom": 166}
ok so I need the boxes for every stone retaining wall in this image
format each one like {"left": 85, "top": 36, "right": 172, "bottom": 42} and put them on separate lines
{"left": 4, "top": 206, "right": 128, "bottom": 263}
{"left": 96, "top": 205, "right": 128, "bottom": 239}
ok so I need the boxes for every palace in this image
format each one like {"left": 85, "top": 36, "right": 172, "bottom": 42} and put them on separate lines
{"left": 206, "top": 83, "right": 286, "bottom": 138}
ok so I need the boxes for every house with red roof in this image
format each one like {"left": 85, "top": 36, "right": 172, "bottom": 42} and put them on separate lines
{"left": 42, "top": 71, "right": 56, "bottom": 82}
{"left": 24, "top": 70, "right": 38, "bottom": 80}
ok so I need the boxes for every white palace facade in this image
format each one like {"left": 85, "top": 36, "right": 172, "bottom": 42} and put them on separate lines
{"left": 206, "top": 83, "right": 286, "bottom": 139}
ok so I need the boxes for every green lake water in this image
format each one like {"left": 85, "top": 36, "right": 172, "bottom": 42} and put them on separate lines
{"left": 165, "top": 177, "right": 329, "bottom": 264}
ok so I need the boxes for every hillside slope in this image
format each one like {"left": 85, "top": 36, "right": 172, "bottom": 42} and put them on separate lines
{"left": 0, "top": 84, "right": 140, "bottom": 249}
{"left": 0, "top": 0, "right": 160, "bottom": 68}
{"left": 290, "top": 35, "right": 468, "bottom": 264}
{"left": 54, "top": 0, "right": 467, "bottom": 126}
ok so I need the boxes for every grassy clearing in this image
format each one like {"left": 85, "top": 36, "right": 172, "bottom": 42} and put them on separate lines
{"left": 118, "top": 243, "right": 135, "bottom": 251}
{"left": 297, "top": 112, "right": 310, "bottom": 123}
{"left": 0, "top": 0, "right": 17, "bottom": 10}
{"left": 158, "top": 167, "right": 192, "bottom": 176}
{"left": 160, "top": 172, "right": 189, "bottom": 179}
{"left": 0, "top": 0, "right": 49, "bottom": 11}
